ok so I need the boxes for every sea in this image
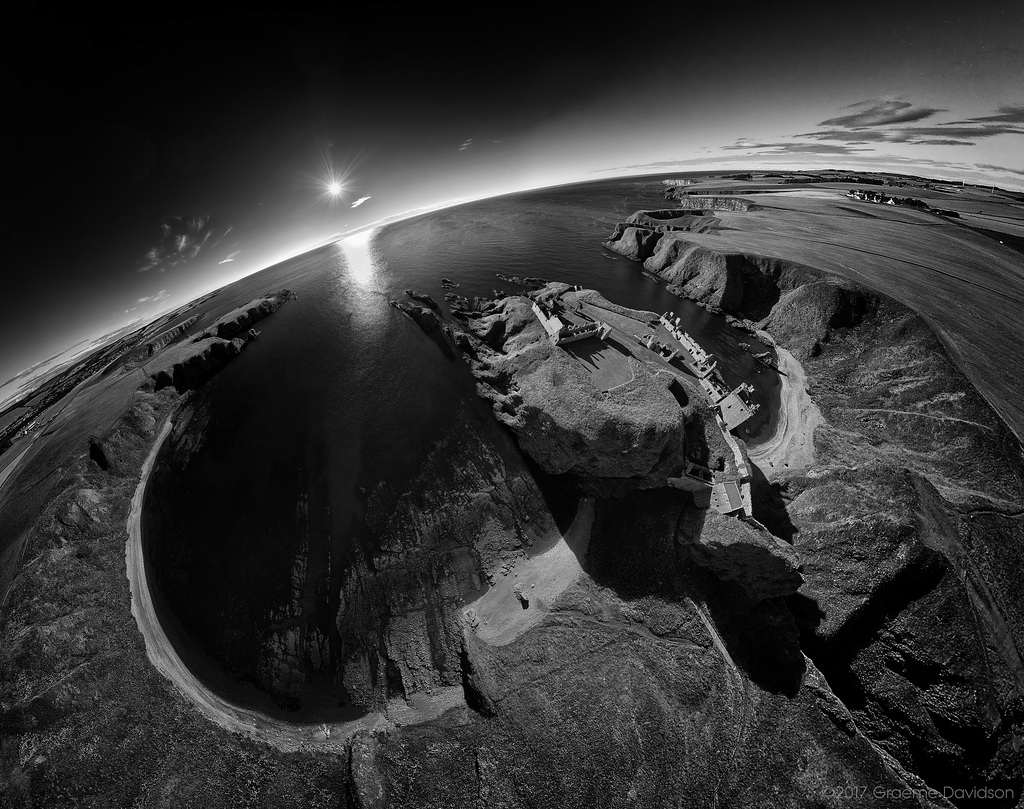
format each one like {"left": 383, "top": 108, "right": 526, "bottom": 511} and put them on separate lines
{"left": 142, "top": 176, "right": 780, "bottom": 718}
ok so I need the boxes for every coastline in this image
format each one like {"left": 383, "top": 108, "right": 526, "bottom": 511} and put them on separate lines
{"left": 746, "top": 344, "right": 822, "bottom": 479}
{"left": 126, "top": 416, "right": 464, "bottom": 752}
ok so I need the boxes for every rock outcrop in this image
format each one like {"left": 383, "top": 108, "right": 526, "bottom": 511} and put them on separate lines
{"left": 145, "top": 314, "right": 200, "bottom": 354}
{"left": 389, "top": 300, "right": 440, "bottom": 333}
{"left": 759, "top": 280, "right": 870, "bottom": 359}
{"left": 144, "top": 290, "right": 293, "bottom": 392}
{"left": 196, "top": 289, "right": 293, "bottom": 341}
{"left": 661, "top": 194, "right": 756, "bottom": 211}
{"left": 605, "top": 217, "right": 822, "bottom": 320}
{"left": 146, "top": 336, "right": 246, "bottom": 392}
{"left": 603, "top": 225, "right": 662, "bottom": 261}
{"left": 403, "top": 289, "right": 439, "bottom": 310}
{"left": 453, "top": 284, "right": 727, "bottom": 493}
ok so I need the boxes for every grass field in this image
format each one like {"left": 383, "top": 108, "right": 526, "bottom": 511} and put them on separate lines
{"left": 665, "top": 185, "right": 1024, "bottom": 440}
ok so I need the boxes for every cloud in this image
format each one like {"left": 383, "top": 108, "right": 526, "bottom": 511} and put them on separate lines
{"left": 459, "top": 138, "right": 473, "bottom": 152}
{"left": 956, "top": 104, "right": 1024, "bottom": 125}
{"left": 798, "top": 128, "right": 975, "bottom": 146}
{"left": 721, "top": 139, "right": 872, "bottom": 156}
{"left": 799, "top": 100, "right": 1024, "bottom": 151}
{"left": 820, "top": 98, "right": 944, "bottom": 128}
{"left": 138, "top": 216, "right": 223, "bottom": 272}
{"left": 351, "top": 196, "right": 371, "bottom": 208}
{"left": 129, "top": 289, "right": 169, "bottom": 312}
{"left": 218, "top": 249, "right": 241, "bottom": 265}
{"left": 976, "top": 162, "right": 1024, "bottom": 178}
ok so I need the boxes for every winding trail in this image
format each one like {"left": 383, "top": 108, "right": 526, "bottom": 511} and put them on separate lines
{"left": 748, "top": 345, "right": 822, "bottom": 479}
{"left": 126, "top": 418, "right": 463, "bottom": 752}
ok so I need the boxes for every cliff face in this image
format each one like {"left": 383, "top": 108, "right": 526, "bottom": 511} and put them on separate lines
{"left": 146, "top": 336, "right": 246, "bottom": 392}
{"left": 662, "top": 194, "right": 756, "bottom": 211}
{"left": 606, "top": 220, "right": 819, "bottom": 319}
{"left": 777, "top": 296, "right": 1024, "bottom": 793}
{"left": 143, "top": 290, "right": 294, "bottom": 392}
{"left": 197, "top": 290, "right": 294, "bottom": 341}
{"left": 609, "top": 200, "right": 1024, "bottom": 791}
{"left": 333, "top": 403, "right": 554, "bottom": 710}
{"left": 356, "top": 492, "right": 937, "bottom": 808}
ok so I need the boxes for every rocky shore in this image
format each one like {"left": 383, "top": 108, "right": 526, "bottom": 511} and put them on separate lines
{"left": 2, "top": 193, "right": 1022, "bottom": 807}
{"left": 143, "top": 290, "right": 294, "bottom": 392}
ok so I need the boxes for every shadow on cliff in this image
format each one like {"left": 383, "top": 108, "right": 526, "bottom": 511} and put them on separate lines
{"left": 583, "top": 489, "right": 805, "bottom": 697}
{"left": 677, "top": 508, "right": 806, "bottom": 698}
{"left": 749, "top": 463, "right": 798, "bottom": 543}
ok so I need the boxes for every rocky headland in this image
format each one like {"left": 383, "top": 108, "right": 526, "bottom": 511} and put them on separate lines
{"left": 595, "top": 207, "right": 1024, "bottom": 799}
{"left": 143, "top": 290, "right": 294, "bottom": 392}
{"left": 2, "top": 189, "right": 1023, "bottom": 807}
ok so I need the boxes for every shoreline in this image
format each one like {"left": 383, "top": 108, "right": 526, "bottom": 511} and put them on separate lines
{"left": 746, "top": 344, "right": 822, "bottom": 479}
{"left": 126, "top": 416, "right": 463, "bottom": 752}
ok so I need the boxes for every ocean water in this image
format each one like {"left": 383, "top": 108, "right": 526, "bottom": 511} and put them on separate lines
{"left": 142, "top": 177, "right": 780, "bottom": 716}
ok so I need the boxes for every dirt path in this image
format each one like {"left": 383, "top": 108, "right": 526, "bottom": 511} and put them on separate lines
{"left": 126, "top": 418, "right": 462, "bottom": 752}
{"left": 465, "top": 497, "right": 595, "bottom": 646}
{"left": 748, "top": 345, "right": 822, "bottom": 480}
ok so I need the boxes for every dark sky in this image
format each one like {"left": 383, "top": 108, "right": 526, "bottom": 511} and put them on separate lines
{"left": 3, "top": 3, "right": 1022, "bottom": 396}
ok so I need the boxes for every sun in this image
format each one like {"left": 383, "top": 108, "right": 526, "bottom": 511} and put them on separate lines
{"left": 327, "top": 181, "right": 343, "bottom": 197}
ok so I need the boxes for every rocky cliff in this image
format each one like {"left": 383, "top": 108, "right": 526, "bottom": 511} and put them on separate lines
{"left": 451, "top": 283, "right": 729, "bottom": 493}
{"left": 604, "top": 204, "right": 1024, "bottom": 797}
{"left": 196, "top": 290, "right": 294, "bottom": 341}
{"left": 4, "top": 195, "right": 1022, "bottom": 807}
{"left": 143, "top": 290, "right": 293, "bottom": 392}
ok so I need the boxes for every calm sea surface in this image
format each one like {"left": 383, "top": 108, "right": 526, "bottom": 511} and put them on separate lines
{"left": 143, "top": 177, "right": 780, "bottom": 715}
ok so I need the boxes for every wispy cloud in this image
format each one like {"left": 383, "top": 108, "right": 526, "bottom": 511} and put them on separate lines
{"left": 126, "top": 289, "right": 169, "bottom": 313}
{"left": 821, "top": 98, "right": 944, "bottom": 128}
{"left": 804, "top": 99, "right": 1024, "bottom": 148}
{"left": 459, "top": 138, "right": 473, "bottom": 152}
{"left": 351, "top": 196, "right": 371, "bottom": 208}
{"left": 798, "top": 128, "right": 975, "bottom": 147}
{"left": 976, "top": 162, "right": 1024, "bottom": 178}
{"left": 218, "top": 249, "right": 241, "bottom": 265}
{"left": 138, "top": 216, "right": 224, "bottom": 272}
{"left": 954, "top": 104, "right": 1024, "bottom": 125}
{"left": 722, "top": 139, "right": 872, "bottom": 156}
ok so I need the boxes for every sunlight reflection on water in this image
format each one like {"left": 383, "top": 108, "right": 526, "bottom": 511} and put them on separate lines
{"left": 339, "top": 228, "right": 377, "bottom": 284}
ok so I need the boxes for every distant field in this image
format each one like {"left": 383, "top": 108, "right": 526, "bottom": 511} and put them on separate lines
{"left": 667, "top": 185, "right": 1024, "bottom": 439}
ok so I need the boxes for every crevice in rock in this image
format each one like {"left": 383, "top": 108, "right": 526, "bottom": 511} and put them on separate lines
{"left": 88, "top": 436, "right": 109, "bottom": 471}
{"left": 459, "top": 643, "right": 494, "bottom": 717}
